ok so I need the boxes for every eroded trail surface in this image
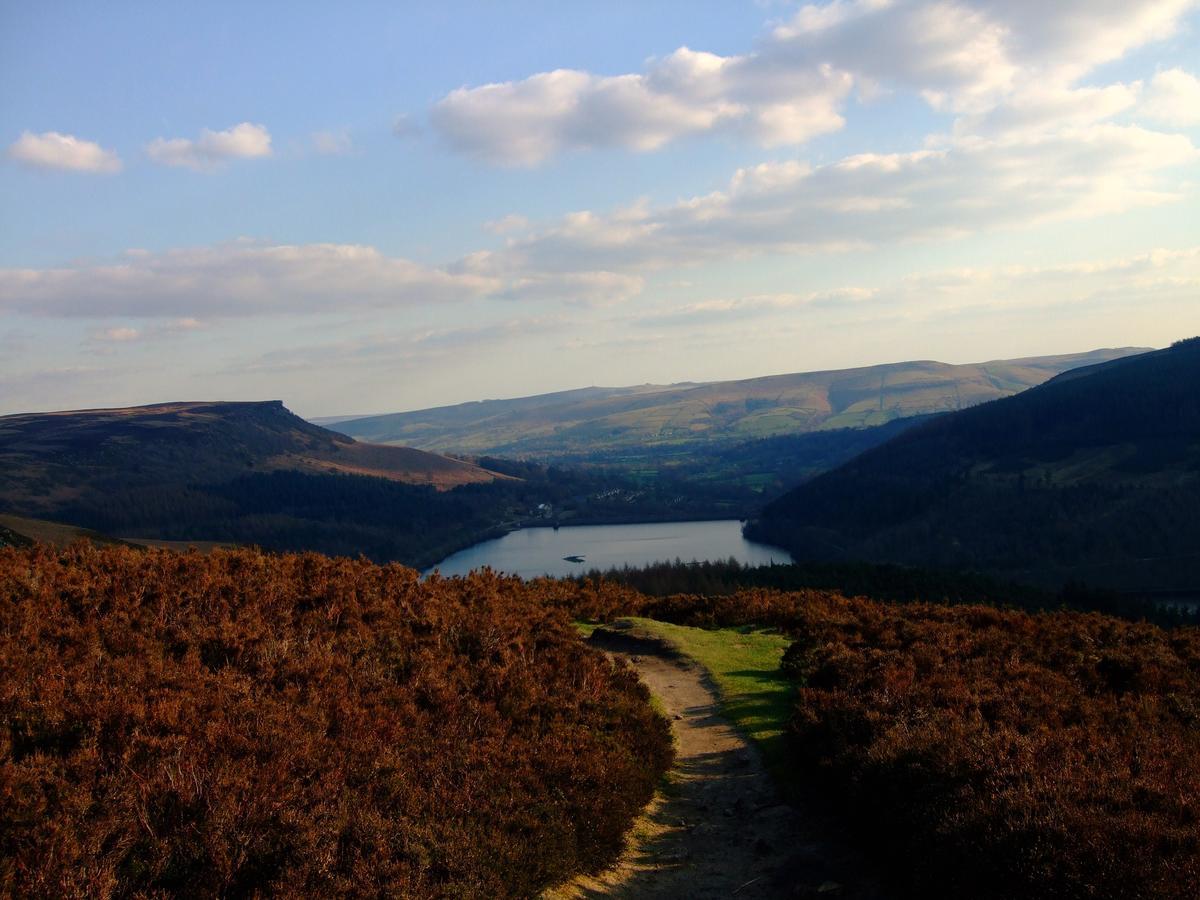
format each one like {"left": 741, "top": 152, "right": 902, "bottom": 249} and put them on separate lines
{"left": 548, "top": 629, "right": 886, "bottom": 900}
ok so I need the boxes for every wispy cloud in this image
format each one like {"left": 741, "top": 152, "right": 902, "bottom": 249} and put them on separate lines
{"left": 658, "top": 246, "right": 1200, "bottom": 329}
{"left": 232, "top": 316, "right": 568, "bottom": 374}
{"left": 7, "top": 131, "right": 122, "bottom": 173}
{"left": 474, "top": 124, "right": 1195, "bottom": 277}
{"left": 634, "top": 288, "right": 877, "bottom": 327}
{"left": 84, "top": 318, "right": 205, "bottom": 350}
{"left": 311, "top": 129, "right": 352, "bottom": 155}
{"left": 0, "top": 242, "right": 497, "bottom": 318}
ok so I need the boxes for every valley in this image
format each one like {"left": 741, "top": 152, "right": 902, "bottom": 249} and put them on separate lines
{"left": 325, "top": 348, "right": 1145, "bottom": 460}
{"left": 4, "top": 342, "right": 1200, "bottom": 899}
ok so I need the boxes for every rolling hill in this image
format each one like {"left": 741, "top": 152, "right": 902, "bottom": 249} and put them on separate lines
{"left": 0, "top": 400, "right": 501, "bottom": 501}
{"left": 0, "top": 401, "right": 518, "bottom": 565}
{"left": 326, "top": 348, "right": 1146, "bottom": 458}
{"left": 748, "top": 341, "right": 1200, "bottom": 591}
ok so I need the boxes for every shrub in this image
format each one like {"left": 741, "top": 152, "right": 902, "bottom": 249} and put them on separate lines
{"left": 549, "top": 581, "right": 1200, "bottom": 897}
{"left": 0, "top": 546, "right": 672, "bottom": 898}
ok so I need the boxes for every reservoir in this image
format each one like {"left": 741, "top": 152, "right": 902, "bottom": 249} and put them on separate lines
{"left": 427, "top": 519, "right": 792, "bottom": 579}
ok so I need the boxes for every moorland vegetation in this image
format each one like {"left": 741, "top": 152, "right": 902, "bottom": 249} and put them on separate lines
{"left": 0, "top": 545, "right": 670, "bottom": 898}
{"left": 565, "top": 585, "right": 1200, "bottom": 900}
{"left": 3, "top": 542, "right": 1197, "bottom": 899}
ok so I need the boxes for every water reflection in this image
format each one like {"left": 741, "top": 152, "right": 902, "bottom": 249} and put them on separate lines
{"left": 426, "top": 519, "right": 792, "bottom": 579}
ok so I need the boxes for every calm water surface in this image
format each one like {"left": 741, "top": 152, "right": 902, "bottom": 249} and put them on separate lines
{"left": 427, "top": 519, "right": 792, "bottom": 579}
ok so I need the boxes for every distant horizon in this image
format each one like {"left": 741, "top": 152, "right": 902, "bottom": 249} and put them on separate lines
{"left": 0, "top": 340, "right": 1161, "bottom": 421}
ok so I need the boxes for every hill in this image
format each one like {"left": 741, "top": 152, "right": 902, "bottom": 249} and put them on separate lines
{"left": 0, "top": 401, "right": 528, "bottom": 566}
{"left": 0, "top": 400, "right": 501, "bottom": 501}
{"left": 327, "top": 348, "right": 1146, "bottom": 458}
{"left": 0, "top": 400, "right": 772, "bottom": 566}
{"left": 749, "top": 341, "right": 1200, "bottom": 591}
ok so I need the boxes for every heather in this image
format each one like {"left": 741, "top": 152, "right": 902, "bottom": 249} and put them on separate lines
{"left": 0, "top": 545, "right": 671, "bottom": 898}
{"left": 566, "top": 585, "right": 1200, "bottom": 899}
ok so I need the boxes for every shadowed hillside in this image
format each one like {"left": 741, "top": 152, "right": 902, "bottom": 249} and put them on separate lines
{"left": 0, "top": 401, "right": 523, "bottom": 566}
{"left": 0, "top": 400, "right": 501, "bottom": 501}
{"left": 749, "top": 341, "right": 1200, "bottom": 591}
{"left": 327, "top": 348, "right": 1145, "bottom": 457}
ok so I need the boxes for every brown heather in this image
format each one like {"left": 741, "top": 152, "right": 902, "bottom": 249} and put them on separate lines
{"left": 0, "top": 545, "right": 671, "bottom": 898}
{"left": 554, "top": 585, "right": 1200, "bottom": 899}
{"left": 3, "top": 547, "right": 1198, "bottom": 899}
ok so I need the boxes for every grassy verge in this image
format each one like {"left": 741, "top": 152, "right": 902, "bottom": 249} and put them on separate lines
{"left": 585, "top": 616, "right": 796, "bottom": 785}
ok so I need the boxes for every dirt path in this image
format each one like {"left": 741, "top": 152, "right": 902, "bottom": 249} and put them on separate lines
{"left": 547, "top": 628, "right": 886, "bottom": 899}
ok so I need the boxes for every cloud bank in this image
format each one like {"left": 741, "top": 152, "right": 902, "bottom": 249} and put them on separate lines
{"left": 0, "top": 243, "right": 496, "bottom": 318}
{"left": 469, "top": 123, "right": 1195, "bottom": 278}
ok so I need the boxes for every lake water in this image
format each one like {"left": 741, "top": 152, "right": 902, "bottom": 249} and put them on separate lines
{"left": 426, "top": 519, "right": 793, "bottom": 579}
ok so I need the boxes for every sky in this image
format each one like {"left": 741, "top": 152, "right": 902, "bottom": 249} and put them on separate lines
{"left": 1, "top": 0, "right": 1199, "bottom": 418}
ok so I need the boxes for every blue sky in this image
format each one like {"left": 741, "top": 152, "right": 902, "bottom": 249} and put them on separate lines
{"left": 2, "top": 1, "right": 1199, "bottom": 416}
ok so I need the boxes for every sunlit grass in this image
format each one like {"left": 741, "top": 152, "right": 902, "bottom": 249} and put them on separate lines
{"left": 590, "top": 617, "right": 796, "bottom": 784}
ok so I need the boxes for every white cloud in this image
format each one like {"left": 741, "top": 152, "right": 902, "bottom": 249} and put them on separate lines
{"left": 488, "top": 124, "right": 1195, "bottom": 275}
{"left": 429, "top": 1, "right": 1198, "bottom": 165}
{"left": 948, "top": 82, "right": 1143, "bottom": 139}
{"left": 7, "top": 118, "right": 1191, "bottom": 326}
{"left": 146, "top": 122, "right": 272, "bottom": 171}
{"left": 6, "top": 131, "right": 122, "bottom": 173}
{"left": 431, "top": 50, "right": 851, "bottom": 165}
{"left": 0, "top": 242, "right": 498, "bottom": 318}
{"left": 311, "top": 130, "right": 352, "bottom": 155}
{"left": 774, "top": 0, "right": 1195, "bottom": 111}
{"left": 1140, "top": 68, "right": 1200, "bottom": 126}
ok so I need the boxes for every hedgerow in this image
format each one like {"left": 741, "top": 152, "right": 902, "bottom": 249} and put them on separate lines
{"left": 0, "top": 546, "right": 671, "bottom": 898}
